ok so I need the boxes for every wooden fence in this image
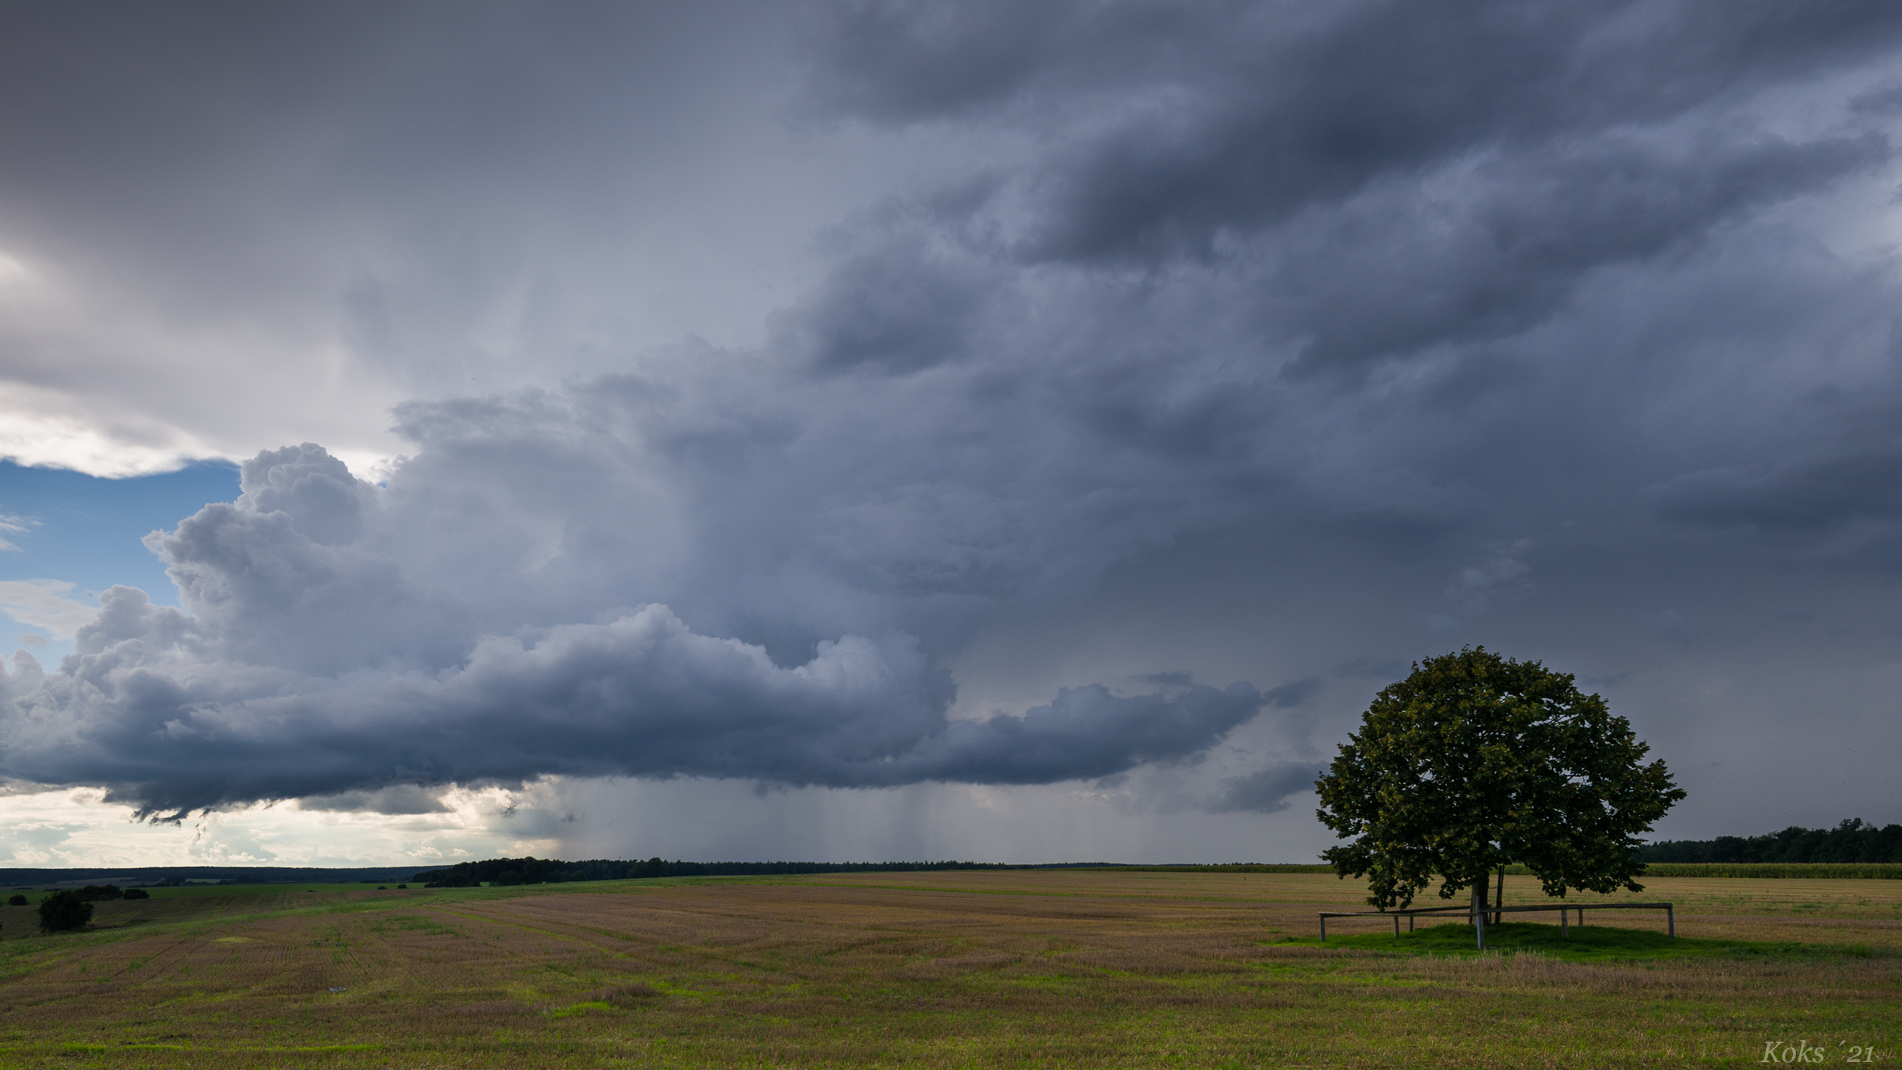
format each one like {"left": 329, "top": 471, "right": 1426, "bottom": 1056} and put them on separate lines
{"left": 1317, "top": 901, "right": 1675, "bottom": 950}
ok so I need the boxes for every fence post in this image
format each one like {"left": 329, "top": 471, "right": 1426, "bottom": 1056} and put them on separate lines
{"left": 1475, "top": 910, "right": 1486, "bottom": 950}
{"left": 1394, "top": 914, "right": 1400, "bottom": 938}
{"left": 1319, "top": 915, "right": 1326, "bottom": 941}
{"left": 1667, "top": 904, "right": 1674, "bottom": 938}
{"left": 1561, "top": 907, "right": 1568, "bottom": 938}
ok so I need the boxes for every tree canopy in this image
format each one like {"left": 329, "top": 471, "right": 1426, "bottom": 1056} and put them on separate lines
{"left": 1315, "top": 647, "right": 1684, "bottom": 910}
{"left": 37, "top": 891, "right": 93, "bottom": 933}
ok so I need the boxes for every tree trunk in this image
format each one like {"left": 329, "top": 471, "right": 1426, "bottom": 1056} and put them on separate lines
{"left": 1494, "top": 867, "right": 1505, "bottom": 924}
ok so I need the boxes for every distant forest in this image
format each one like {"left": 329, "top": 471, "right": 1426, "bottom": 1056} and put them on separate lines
{"left": 413, "top": 857, "right": 1017, "bottom": 887}
{"left": 1640, "top": 819, "right": 1902, "bottom": 864}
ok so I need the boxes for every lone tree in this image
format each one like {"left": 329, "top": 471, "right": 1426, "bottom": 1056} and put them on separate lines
{"left": 37, "top": 891, "right": 93, "bottom": 934}
{"left": 1315, "top": 647, "right": 1685, "bottom": 921}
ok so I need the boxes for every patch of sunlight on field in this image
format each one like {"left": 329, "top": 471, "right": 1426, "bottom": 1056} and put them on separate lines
{"left": 0, "top": 872, "right": 1894, "bottom": 1068}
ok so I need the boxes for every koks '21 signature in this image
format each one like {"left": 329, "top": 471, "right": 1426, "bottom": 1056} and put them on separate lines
{"left": 1762, "top": 1040, "right": 1885, "bottom": 1064}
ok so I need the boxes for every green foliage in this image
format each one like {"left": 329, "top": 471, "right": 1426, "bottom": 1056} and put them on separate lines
{"left": 0, "top": 872, "right": 1891, "bottom": 1067}
{"left": 6, "top": 894, "right": 26, "bottom": 906}
{"left": 37, "top": 890, "right": 93, "bottom": 933}
{"left": 121, "top": 888, "right": 149, "bottom": 899}
{"left": 76, "top": 884, "right": 123, "bottom": 902}
{"left": 1315, "top": 647, "right": 1685, "bottom": 910}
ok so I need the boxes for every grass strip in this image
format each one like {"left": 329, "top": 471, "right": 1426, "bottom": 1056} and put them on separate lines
{"left": 1286, "top": 920, "right": 1889, "bottom": 961}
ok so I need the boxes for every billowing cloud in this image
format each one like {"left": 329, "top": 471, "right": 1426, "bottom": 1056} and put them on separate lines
{"left": 0, "top": 444, "right": 1273, "bottom": 817}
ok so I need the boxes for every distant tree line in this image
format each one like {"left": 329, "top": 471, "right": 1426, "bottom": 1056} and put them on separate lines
{"left": 414, "top": 857, "right": 1016, "bottom": 887}
{"left": 0, "top": 865, "right": 421, "bottom": 886}
{"left": 16, "top": 885, "right": 153, "bottom": 936}
{"left": 1640, "top": 819, "right": 1902, "bottom": 864}
{"left": 73, "top": 884, "right": 147, "bottom": 901}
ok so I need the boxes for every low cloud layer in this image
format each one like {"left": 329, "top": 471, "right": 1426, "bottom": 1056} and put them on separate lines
{"left": 0, "top": 446, "right": 1275, "bottom": 817}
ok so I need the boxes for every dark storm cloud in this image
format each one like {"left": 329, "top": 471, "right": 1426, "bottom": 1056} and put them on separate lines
{"left": 1208, "top": 762, "right": 1326, "bottom": 814}
{"left": 0, "top": 0, "right": 802, "bottom": 453}
{"left": 1269, "top": 132, "right": 1885, "bottom": 373}
{"left": 775, "top": 236, "right": 993, "bottom": 375}
{"left": 791, "top": 0, "right": 1902, "bottom": 428}
{"left": 0, "top": 445, "right": 1273, "bottom": 816}
{"left": 1261, "top": 678, "right": 1321, "bottom": 709}
{"left": 799, "top": 0, "right": 1902, "bottom": 827}
{"left": 4, "top": 1, "right": 1902, "bottom": 839}
{"left": 885, "top": 682, "right": 1266, "bottom": 785}
{"left": 296, "top": 786, "right": 452, "bottom": 816}
{"left": 0, "top": 2, "right": 772, "bottom": 212}
{"left": 812, "top": 0, "right": 1902, "bottom": 265}
{"left": 1652, "top": 452, "right": 1902, "bottom": 536}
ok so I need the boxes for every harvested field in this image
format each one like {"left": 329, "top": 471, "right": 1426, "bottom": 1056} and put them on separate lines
{"left": 0, "top": 871, "right": 1895, "bottom": 1068}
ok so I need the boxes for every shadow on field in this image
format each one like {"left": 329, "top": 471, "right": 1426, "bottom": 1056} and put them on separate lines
{"left": 1287, "top": 921, "right": 1887, "bottom": 962}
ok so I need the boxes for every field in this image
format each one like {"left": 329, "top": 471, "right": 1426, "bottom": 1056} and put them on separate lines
{"left": 0, "top": 871, "right": 1897, "bottom": 1068}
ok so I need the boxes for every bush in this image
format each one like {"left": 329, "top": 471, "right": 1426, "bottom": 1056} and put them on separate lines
{"left": 7, "top": 894, "right": 26, "bottom": 906}
{"left": 38, "top": 891, "right": 93, "bottom": 933}
{"left": 122, "top": 888, "right": 150, "bottom": 900}
{"left": 76, "top": 885, "right": 123, "bottom": 902}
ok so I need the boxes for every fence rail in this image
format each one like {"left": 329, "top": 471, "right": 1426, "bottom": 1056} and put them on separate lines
{"left": 1317, "top": 901, "right": 1674, "bottom": 950}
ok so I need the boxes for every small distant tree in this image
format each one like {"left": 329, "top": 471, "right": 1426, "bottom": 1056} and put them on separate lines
{"left": 122, "top": 888, "right": 150, "bottom": 900}
{"left": 1315, "top": 647, "right": 1685, "bottom": 920}
{"left": 38, "top": 891, "right": 93, "bottom": 933}
{"left": 6, "top": 894, "right": 26, "bottom": 906}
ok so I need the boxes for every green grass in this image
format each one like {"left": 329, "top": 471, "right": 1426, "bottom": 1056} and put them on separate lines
{"left": 1295, "top": 921, "right": 1884, "bottom": 962}
{"left": 0, "top": 871, "right": 1894, "bottom": 1068}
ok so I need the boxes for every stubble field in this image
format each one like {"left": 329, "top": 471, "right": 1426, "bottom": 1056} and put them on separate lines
{"left": 0, "top": 870, "right": 1896, "bottom": 1068}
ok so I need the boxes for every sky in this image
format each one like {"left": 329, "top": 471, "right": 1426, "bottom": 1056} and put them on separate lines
{"left": 3, "top": 0, "right": 1902, "bottom": 869}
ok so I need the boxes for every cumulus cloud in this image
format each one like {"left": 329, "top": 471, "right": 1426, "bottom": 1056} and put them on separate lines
{"left": 0, "top": 444, "right": 1274, "bottom": 817}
